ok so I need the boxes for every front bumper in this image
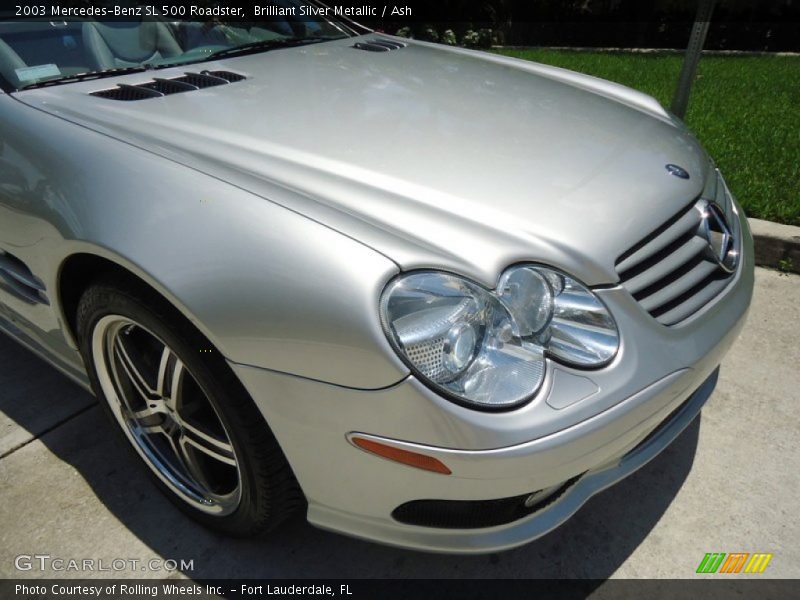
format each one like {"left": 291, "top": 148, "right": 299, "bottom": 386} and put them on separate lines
{"left": 230, "top": 209, "right": 753, "bottom": 554}
{"left": 316, "top": 369, "right": 716, "bottom": 553}
{"left": 234, "top": 362, "right": 723, "bottom": 554}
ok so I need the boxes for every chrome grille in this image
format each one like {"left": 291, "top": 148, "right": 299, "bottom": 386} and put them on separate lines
{"left": 616, "top": 178, "right": 739, "bottom": 326}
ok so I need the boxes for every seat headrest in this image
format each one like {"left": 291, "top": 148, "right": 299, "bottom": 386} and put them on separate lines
{"left": 0, "top": 37, "right": 27, "bottom": 89}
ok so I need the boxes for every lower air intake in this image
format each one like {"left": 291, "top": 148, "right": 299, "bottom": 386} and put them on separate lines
{"left": 391, "top": 476, "right": 581, "bottom": 529}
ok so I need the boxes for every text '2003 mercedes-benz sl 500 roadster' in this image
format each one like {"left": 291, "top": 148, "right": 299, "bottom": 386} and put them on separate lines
{"left": 0, "top": 2, "right": 753, "bottom": 553}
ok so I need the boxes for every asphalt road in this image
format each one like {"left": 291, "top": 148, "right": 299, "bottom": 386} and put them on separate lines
{"left": 1, "top": 267, "right": 798, "bottom": 580}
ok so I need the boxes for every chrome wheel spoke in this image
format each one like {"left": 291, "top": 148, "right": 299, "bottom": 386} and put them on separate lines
{"left": 179, "top": 420, "right": 237, "bottom": 466}
{"left": 123, "top": 401, "right": 166, "bottom": 435}
{"left": 139, "top": 422, "right": 166, "bottom": 435}
{"left": 129, "top": 406, "right": 159, "bottom": 420}
{"left": 175, "top": 436, "right": 214, "bottom": 491}
{"left": 113, "top": 335, "right": 158, "bottom": 402}
{"left": 156, "top": 346, "right": 185, "bottom": 410}
{"left": 159, "top": 430, "right": 211, "bottom": 492}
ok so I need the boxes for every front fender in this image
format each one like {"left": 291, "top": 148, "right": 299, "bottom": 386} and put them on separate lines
{"left": 5, "top": 99, "right": 408, "bottom": 389}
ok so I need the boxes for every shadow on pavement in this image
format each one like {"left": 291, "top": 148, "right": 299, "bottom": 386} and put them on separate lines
{"left": 0, "top": 333, "right": 700, "bottom": 580}
{"left": 0, "top": 333, "right": 94, "bottom": 457}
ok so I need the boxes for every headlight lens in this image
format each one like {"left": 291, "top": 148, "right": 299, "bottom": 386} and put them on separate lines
{"left": 380, "top": 266, "right": 619, "bottom": 409}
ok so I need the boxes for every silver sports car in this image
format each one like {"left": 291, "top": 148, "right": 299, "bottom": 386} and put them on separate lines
{"left": 0, "top": 5, "right": 753, "bottom": 553}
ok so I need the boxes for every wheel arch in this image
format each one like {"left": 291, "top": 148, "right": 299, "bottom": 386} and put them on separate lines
{"left": 57, "top": 250, "right": 219, "bottom": 356}
{"left": 61, "top": 251, "right": 306, "bottom": 533}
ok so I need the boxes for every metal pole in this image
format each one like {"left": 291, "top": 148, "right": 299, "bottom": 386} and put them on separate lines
{"left": 672, "top": 0, "right": 717, "bottom": 119}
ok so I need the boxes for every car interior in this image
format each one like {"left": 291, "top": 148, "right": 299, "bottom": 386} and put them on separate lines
{"left": 0, "top": 17, "right": 332, "bottom": 90}
{"left": 0, "top": 21, "right": 92, "bottom": 88}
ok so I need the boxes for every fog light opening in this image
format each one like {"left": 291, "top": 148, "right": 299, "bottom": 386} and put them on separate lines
{"left": 524, "top": 481, "right": 572, "bottom": 508}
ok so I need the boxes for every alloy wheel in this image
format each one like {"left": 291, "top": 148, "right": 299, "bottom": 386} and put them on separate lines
{"left": 92, "top": 316, "right": 242, "bottom": 515}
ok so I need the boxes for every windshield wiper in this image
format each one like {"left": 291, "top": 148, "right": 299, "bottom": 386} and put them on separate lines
{"left": 206, "top": 37, "right": 331, "bottom": 61}
{"left": 18, "top": 66, "right": 150, "bottom": 91}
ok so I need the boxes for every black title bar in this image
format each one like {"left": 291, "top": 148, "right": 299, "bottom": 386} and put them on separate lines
{"left": 3, "top": 579, "right": 799, "bottom": 600}
{"left": 3, "top": 0, "right": 800, "bottom": 24}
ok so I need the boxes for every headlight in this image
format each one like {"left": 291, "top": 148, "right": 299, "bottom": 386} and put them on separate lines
{"left": 380, "top": 266, "right": 619, "bottom": 410}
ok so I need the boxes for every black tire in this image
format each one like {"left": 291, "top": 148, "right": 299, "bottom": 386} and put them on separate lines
{"left": 75, "top": 277, "right": 304, "bottom": 537}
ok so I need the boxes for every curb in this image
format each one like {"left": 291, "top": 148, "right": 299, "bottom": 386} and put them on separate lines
{"left": 494, "top": 46, "right": 800, "bottom": 57}
{"left": 750, "top": 218, "right": 800, "bottom": 274}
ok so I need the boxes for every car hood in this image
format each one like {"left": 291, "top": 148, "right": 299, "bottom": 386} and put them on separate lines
{"left": 16, "top": 35, "right": 710, "bottom": 287}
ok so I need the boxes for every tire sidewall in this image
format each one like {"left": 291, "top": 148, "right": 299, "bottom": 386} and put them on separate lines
{"left": 76, "top": 283, "right": 270, "bottom": 535}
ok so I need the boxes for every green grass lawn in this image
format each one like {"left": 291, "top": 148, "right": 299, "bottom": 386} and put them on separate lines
{"left": 493, "top": 49, "right": 800, "bottom": 226}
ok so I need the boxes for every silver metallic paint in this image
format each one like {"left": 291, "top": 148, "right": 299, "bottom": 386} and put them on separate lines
{"left": 0, "top": 91, "right": 407, "bottom": 388}
{"left": 314, "top": 370, "right": 720, "bottom": 554}
{"left": 0, "top": 33, "right": 754, "bottom": 551}
{"left": 14, "top": 36, "right": 709, "bottom": 290}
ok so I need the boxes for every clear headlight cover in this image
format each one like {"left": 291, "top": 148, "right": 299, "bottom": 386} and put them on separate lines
{"left": 380, "top": 266, "right": 619, "bottom": 410}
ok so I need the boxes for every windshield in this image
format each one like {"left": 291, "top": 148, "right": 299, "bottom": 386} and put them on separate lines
{"left": 0, "top": 1, "right": 361, "bottom": 91}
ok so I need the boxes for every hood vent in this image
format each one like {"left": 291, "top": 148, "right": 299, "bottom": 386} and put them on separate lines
{"left": 91, "top": 70, "right": 246, "bottom": 101}
{"left": 352, "top": 39, "right": 407, "bottom": 52}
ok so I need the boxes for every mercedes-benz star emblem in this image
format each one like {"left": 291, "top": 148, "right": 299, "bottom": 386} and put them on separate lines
{"left": 666, "top": 164, "right": 691, "bottom": 179}
{"left": 702, "top": 201, "right": 738, "bottom": 273}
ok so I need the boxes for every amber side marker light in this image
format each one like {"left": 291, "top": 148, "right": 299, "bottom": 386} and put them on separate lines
{"left": 351, "top": 437, "right": 452, "bottom": 475}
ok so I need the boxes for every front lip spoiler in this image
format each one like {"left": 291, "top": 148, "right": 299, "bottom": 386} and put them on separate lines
{"left": 309, "top": 368, "right": 718, "bottom": 554}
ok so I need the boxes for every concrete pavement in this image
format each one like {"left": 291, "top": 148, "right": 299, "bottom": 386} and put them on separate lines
{"left": 1, "top": 267, "right": 798, "bottom": 580}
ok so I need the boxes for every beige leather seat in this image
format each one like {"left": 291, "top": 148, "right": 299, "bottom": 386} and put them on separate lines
{"left": 82, "top": 20, "right": 182, "bottom": 70}
{"left": 0, "top": 37, "right": 28, "bottom": 89}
